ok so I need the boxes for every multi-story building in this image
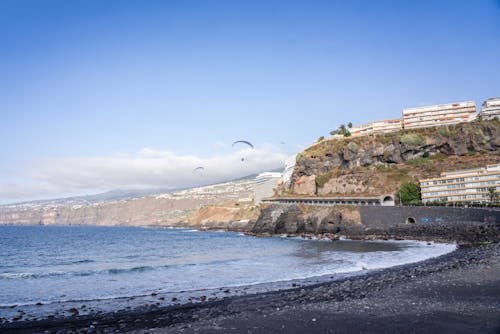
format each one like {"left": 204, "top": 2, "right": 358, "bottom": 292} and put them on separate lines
{"left": 372, "top": 119, "right": 403, "bottom": 133}
{"left": 282, "top": 154, "right": 297, "bottom": 185}
{"left": 350, "top": 119, "right": 402, "bottom": 137}
{"left": 254, "top": 172, "right": 282, "bottom": 204}
{"left": 420, "top": 164, "right": 500, "bottom": 203}
{"left": 350, "top": 122, "right": 374, "bottom": 137}
{"left": 403, "top": 101, "right": 476, "bottom": 129}
{"left": 479, "top": 98, "right": 500, "bottom": 120}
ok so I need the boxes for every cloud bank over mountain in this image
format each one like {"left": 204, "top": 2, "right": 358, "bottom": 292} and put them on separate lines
{"left": 0, "top": 146, "right": 287, "bottom": 204}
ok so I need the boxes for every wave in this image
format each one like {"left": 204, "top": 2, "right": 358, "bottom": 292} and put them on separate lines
{"left": 107, "top": 266, "right": 154, "bottom": 274}
{"left": 0, "top": 265, "right": 155, "bottom": 280}
{"left": 0, "top": 256, "right": 250, "bottom": 281}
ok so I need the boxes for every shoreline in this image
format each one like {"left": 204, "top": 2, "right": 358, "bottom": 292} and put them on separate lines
{"left": 2, "top": 240, "right": 498, "bottom": 333}
{"left": 0, "top": 234, "right": 454, "bottom": 323}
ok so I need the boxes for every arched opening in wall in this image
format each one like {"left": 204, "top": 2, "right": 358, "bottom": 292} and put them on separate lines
{"left": 406, "top": 217, "right": 416, "bottom": 224}
{"left": 383, "top": 195, "right": 395, "bottom": 206}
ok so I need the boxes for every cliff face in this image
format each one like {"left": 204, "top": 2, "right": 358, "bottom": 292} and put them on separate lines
{"left": 185, "top": 202, "right": 259, "bottom": 231}
{"left": 252, "top": 204, "right": 360, "bottom": 235}
{"left": 0, "top": 180, "right": 255, "bottom": 227}
{"left": 288, "top": 120, "right": 500, "bottom": 196}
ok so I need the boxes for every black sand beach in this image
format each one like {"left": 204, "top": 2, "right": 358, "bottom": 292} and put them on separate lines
{"left": 2, "top": 242, "right": 499, "bottom": 334}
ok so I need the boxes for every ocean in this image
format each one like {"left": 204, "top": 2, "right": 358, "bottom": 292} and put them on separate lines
{"left": 0, "top": 225, "right": 455, "bottom": 315}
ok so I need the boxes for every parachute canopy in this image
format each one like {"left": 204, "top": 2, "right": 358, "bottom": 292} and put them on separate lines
{"left": 232, "top": 140, "right": 254, "bottom": 149}
{"left": 193, "top": 166, "right": 204, "bottom": 171}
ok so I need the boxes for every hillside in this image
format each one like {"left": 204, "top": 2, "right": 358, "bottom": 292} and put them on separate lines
{"left": 284, "top": 119, "right": 500, "bottom": 197}
{"left": 0, "top": 180, "right": 254, "bottom": 226}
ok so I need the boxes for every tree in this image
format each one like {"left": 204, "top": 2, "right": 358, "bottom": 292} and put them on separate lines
{"left": 487, "top": 187, "right": 498, "bottom": 203}
{"left": 317, "top": 136, "right": 325, "bottom": 142}
{"left": 398, "top": 182, "right": 421, "bottom": 205}
{"left": 347, "top": 122, "right": 353, "bottom": 129}
{"left": 330, "top": 124, "right": 351, "bottom": 137}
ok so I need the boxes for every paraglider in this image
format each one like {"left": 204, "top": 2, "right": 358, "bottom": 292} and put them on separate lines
{"left": 232, "top": 140, "right": 254, "bottom": 162}
{"left": 193, "top": 166, "right": 204, "bottom": 177}
{"left": 232, "top": 140, "right": 254, "bottom": 149}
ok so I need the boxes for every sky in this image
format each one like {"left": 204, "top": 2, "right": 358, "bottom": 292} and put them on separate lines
{"left": 0, "top": 0, "right": 499, "bottom": 204}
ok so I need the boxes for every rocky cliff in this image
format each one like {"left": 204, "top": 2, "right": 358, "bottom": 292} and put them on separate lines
{"left": 0, "top": 180, "right": 255, "bottom": 227}
{"left": 252, "top": 204, "right": 360, "bottom": 236}
{"left": 287, "top": 120, "right": 500, "bottom": 196}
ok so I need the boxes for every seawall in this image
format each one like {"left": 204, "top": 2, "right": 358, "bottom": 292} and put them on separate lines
{"left": 252, "top": 204, "right": 500, "bottom": 245}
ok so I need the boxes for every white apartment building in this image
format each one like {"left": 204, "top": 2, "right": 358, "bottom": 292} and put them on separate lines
{"left": 254, "top": 172, "right": 283, "bottom": 204}
{"left": 479, "top": 98, "right": 500, "bottom": 120}
{"left": 350, "top": 122, "right": 374, "bottom": 136}
{"left": 350, "top": 119, "right": 402, "bottom": 137}
{"left": 372, "top": 119, "right": 403, "bottom": 133}
{"left": 282, "top": 154, "right": 297, "bottom": 185}
{"left": 403, "top": 101, "right": 476, "bottom": 129}
{"left": 420, "top": 164, "right": 500, "bottom": 203}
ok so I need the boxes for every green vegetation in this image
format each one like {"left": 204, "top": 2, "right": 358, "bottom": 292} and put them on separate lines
{"left": 400, "top": 133, "right": 424, "bottom": 146}
{"left": 330, "top": 124, "right": 351, "bottom": 137}
{"left": 386, "top": 167, "right": 412, "bottom": 184}
{"left": 487, "top": 187, "right": 499, "bottom": 203}
{"left": 317, "top": 136, "right": 325, "bottom": 142}
{"left": 347, "top": 142, "right": 359, "bottom": 153}
{"left": 374, "top": 164, "right": 392, "bottom": 173}
{"left": 430, "top": 152, "right": 447, "bottom": 161}
{"left": 398, "top": 181, "right": 421, "bottom": 205}
{"left": 377, "top": 134, "right": 392, "bottom": 144}
{"left": 406, "top": 156, "right": 431, "bottom": 166}
{"left": 438, "top": 128, "right": 451, "bottom": 137}
{"left": 315, "top": 172, "right": 333, "bottom": 188}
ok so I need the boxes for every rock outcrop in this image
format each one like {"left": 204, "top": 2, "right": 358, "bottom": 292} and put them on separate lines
{"left": 289, "top": 120, "right": 500, "bottom": 196}
{"left": 252, "top": 204, "right": 361, "bottom": 235}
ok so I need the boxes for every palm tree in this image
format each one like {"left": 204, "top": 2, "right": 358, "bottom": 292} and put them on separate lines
{"left": 487, "top": 187, "right": 498, "bottom": 203}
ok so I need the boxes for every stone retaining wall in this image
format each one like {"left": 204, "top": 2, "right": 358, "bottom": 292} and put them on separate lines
{"left": 252, "top": 204, "right": 499, "bottom": 245}
{"left": 358, "top": 206, "right": 499, "bottom": 227}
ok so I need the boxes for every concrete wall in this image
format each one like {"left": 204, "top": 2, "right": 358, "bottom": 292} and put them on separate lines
{"left": 359, "top": 206, "right": 499, "bottom": 228}
{"left": 252, "top": 204, "right": 499, "bottom": 245}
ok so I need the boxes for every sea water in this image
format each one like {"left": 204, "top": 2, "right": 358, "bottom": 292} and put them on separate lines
{"left": 0, "top": 225, "right": 455, "bottom": 308}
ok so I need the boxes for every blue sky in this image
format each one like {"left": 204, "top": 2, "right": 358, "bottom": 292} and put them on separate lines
{"left": 0, "top": 0, "right": 499, "bottom": 203}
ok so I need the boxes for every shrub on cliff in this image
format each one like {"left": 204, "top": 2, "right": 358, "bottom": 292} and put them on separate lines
{"left": 347, "top": 142, "right": 359, "bottom": 153}
{"left": 438, "top": 128, "right": 451, "bottom": 137}
{"left": 400, "top": 133, "right": 424, "bottom": 146}
{"left": 398, "top": 181, "right": 421, "bottom": 204}
{"left": 407, "top": 156, "right": 430, "bottom": 166}
{"left": 315, "top": 172, "right": 333, "bottom": 188}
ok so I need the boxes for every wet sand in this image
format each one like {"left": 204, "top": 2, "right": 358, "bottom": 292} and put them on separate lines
{"left": 2, "top": 242, "right": 499, "bottom": 333}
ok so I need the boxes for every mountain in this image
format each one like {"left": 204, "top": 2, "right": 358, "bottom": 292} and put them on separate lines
{"left": 0, "top": 178, "right": 255, "bottom": 227}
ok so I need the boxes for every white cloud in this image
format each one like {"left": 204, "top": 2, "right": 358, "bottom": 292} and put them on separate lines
{"left": 0, "top": 146, "right": 287, "bottom": 203}
{"left": 212, "top": 141, "right": 227, "bottom": 149}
